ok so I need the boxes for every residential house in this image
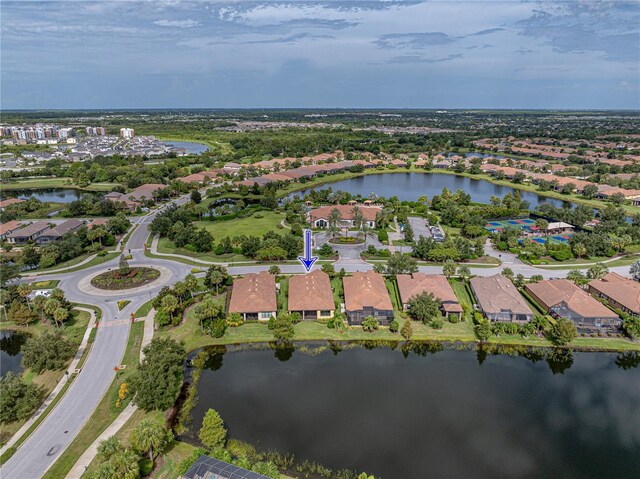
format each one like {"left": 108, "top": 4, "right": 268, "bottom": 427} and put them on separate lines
{"left": 288, "top": 270, "right": 335, "bottom": 320}
{"left": 181, "top": 455, "right": 271, "bottom": 479}
{"left": 343, "top": 271, "right": 394, "bottom": 325}
{"left": 308, "top": 204, "right": 381, "bottom": 229}
{"left": 525, "top": 279, "right": 620, "bottom": 332}
{"left": 470, "top": 274, "right": 534, "bottom": 322}
{"left": 0, "top": 220, "right": 22, "bottom": 241}
{"left": 87, "top": 218, "right": 109, "bottom": 230}
{"left": 0, "top": 198, "right": 25, "bottom": 211}
{"left": 588, "top": 272, "right": 640, "bottom": 317}
{"left": 228, "top": 271, "right": 277, "bottom": 321}
{"left": 36, "top": 219, "right": 85, "bottom": 244}
{"left": 6, "top": 221, "right": 50, "bottom": 244}
{"left": 396, "top": 273, "right": 463, "bottom": 317}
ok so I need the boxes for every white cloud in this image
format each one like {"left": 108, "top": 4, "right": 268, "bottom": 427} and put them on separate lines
{"left": 153, "top": 19, "right": 199, "bottom": 28}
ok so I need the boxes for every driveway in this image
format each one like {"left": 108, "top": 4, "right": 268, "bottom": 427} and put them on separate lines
{"left": 314, "top": 231, "right": 381, "bottom": 260}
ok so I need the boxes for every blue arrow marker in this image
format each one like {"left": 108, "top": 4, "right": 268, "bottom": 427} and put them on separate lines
{"left": 298, "top": 229, "right": 318, "bottom": 272}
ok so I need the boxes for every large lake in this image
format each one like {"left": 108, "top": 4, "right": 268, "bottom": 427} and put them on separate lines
{"left": 192, "top": 345, "right": 640, "bottom": 479}
{"left": 0, "top": 330, "right": 27, "bottom": 377}
{"left": 290, "top": 173, "right": 570, "bottom": 210}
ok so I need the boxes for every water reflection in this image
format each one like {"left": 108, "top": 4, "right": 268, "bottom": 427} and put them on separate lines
{"left": 192, "top": 343, "right": 640, "bottom": 479}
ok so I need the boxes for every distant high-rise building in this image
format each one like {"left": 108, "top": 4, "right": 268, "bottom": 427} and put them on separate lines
{"left": 119, "top": 128, "right": 134, "bottom": 139}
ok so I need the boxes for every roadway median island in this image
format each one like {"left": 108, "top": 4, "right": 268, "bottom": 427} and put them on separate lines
{"left": 90, "top": 267, "right": 160, "bottom": 290}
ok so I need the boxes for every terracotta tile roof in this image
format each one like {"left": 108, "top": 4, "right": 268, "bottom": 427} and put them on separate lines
{"left": 128, "top": 183, "right": 166, "bottom": 201}
{"left": 288, "top": 270, "right": 335, "bottom": 312}
{"left": 526, "top": 279, "right": 617, "bottom": 319}
{"left": 0, "top": 198, "right": 25, "bottom": 209}
{"left": 228, "top": 271, "right": 277, "bottom": 314}
{"left": 396, "top": 273, "right": 462, "bottom": 311}
{"left": 470, "top": 274, "right": 533, "bottom": 316}
{"left": 0, "top": 220, "right": 22, "bottom": 236}
{"left": 7, "top": 221, "right": 49, "bottom": 239}
{"left": 588, "top": 272, "right": 640, "bottom": 315}
{"left": 309, "top": 204, "right": 381, "bottom": 223}
{"left": 88, "top": 218, "right": 108, "bottom": 229}
{"left": 343, "top": 271, "right": 393, "bottom": 312}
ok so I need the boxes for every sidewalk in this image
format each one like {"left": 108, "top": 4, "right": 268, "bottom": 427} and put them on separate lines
{"left": 0, "top": 307, "right": 98, "bottom": 455}
{"left": 65, "top": 308, "right": 155, "bottom": 479}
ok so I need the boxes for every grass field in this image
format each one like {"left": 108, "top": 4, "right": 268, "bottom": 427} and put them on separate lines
{"left": 157, "top": 237, "right": 248, "bottom": 263}
{"left": 42, "top": 321, "right": 144, "bottom": 479}
{"left": 1, "top": 177, "right": 119, "bottom": 192}
{"left": 535, "top": 254, "right": 640, "bottom": 270}
{"left": 195, "top": 210, "right": 285, "bottom": 239}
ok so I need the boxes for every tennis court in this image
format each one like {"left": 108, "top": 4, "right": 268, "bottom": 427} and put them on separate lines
{"left": 528, "top": 235, "right": 572, "bottom": 245}
{"left": 485, "top": 218, "right": 537, "bottom": 234}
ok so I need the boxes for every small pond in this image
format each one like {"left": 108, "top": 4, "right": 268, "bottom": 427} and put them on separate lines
{"left": 6, "top": 188, "right": 86, "bottom": 203}
{"left": 0, "top": 330, "right": 28, "bottom": 377}
{"left": 164, "top": 141, "right": 209, "bottom": 155}
{"left": 192, "top": 344, "right": 640, "bottom": 479}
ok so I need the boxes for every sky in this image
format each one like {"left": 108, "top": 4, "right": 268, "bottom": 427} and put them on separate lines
{"left": 1, "top": 0, "right": 639, "bottom": 109}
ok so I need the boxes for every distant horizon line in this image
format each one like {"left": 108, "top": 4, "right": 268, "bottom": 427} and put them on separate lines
{"left": 2, "top": 107, "right": 639, "bottom": 112}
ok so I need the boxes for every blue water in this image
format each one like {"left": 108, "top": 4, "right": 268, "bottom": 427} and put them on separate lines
{"left": 164, "top": 141, "right": 208, "bottom": 154}
{"left": 290, "top": 173, "right": 569, "bottom": 209}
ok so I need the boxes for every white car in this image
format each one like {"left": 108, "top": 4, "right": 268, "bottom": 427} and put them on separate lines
{"left": 34, "top": 290, "right": 51, "bottom": 298}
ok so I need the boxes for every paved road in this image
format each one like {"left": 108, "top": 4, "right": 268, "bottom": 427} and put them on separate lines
{"left": 1, "top": 199, "right": 192, "bottom": 479}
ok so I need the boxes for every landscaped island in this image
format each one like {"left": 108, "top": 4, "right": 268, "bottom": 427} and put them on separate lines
{"left": 90, "top": 259, "right": 159, "bottom": 290}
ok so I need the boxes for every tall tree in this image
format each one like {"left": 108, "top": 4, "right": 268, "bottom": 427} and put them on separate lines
{"left": 130, "top": 418, "right": 173, "bottom": 462}
{"left": 442, "top": 260, "right": 456, "bottom": 278}
{"left": 199, "top": 408, "right": 227, "bottom": 450}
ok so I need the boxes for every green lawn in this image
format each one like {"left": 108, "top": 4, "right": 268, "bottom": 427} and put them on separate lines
{"left": 1, "top": 177, "right": 119, "bottom": 192}
{"left": 43, "top": 321, "right": 144, "bottom": 479}
{"left": 534, "top": 254, "right": 640, "bottom": 270}
{"left": 29, "top": 279, "right": 60, "bottom": 289}
{"left": 156, "top": 237, "right": 248, "bottom": 263}
{"left": 195, "top": 210, "right": 285, "bottom": 239}
{"left": 330, "top": 277, "right": 344, "bottom": 310}
{"left": 278, "top": 277, "right": 289, "bottom": 314}
{"left": 134, "top": 298, "right": 155, "bottom": 318}
{"left": 450, "top": 279, "right": 474, "bottom": 322}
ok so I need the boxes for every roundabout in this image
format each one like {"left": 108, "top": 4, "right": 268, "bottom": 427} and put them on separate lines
{"left": 77, "top": 264, "right": 175, "bottom": 297}
{"left": 91, "top": 267, "right": 160, "bottom": 290}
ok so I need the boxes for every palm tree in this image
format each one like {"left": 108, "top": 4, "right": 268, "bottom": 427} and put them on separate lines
{"left": 172, "top": 281, "right": 187, "bottom": 306}
{"left": 208, "top": 270, "right": 224, "bottom": 295}
{"left": 328, "top": 207, "right": 342, "bottom": 240}
{"left": 194, "top": 296, "right": 222, "bottom": 331}
{"left": 572, "top": 243, "right": 587, "bottom": 258}
{"left": 567, "top": 269, "right": 587, "bottom": 285}
{"left": 161, "top": 294, "right": 179, "bottom": 322}
{"left": 587, "top": 263, "right": 608, "bottom": 280}
{"left": 361, "top": 220, "right": 371, "bottom": 246}
{"left": 443, "top": 259, "right": 456, "bottom": 278}
{"left": 44, "top": 298, "right": 62, "bottom": 327}
{"left": 130, "top": 418, "right": 172, "bottom": 462}
{"left": 351, "top": 206, "right": 364, "bottom": 238}
{"left": 457, "top": 265, "right": 471, "bottom": 281}
{"left": 53, "top": 307, "right": 69, "bottom": 328}
{"left": 184, "top": 274, "right": 198, "bottom": 299}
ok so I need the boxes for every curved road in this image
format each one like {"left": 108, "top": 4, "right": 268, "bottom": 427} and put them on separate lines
{"left": 1, "top": 201, "right": 192, "bottom": 479}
